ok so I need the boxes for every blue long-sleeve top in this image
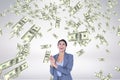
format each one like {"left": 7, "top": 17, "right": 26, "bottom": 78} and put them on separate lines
{"left": 50, "top": 52, "right": 73, "bottom": 80}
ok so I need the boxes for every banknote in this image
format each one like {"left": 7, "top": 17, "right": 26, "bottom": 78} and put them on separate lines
{"left": 43, "top": 51, "right": 51, "bottom": 63}
{"left": 21, "top": 25, "right": 40, "bottom": 43}
{"left": 17, "top": 43, "right": 30, "bottom": 57}
{"left": 0, "top": 56, "right": 25, "bottom": 71}
{"left": 10, "top": 17, "right": 29, "bottom": 38}
{"left": 68, "top": 32, "right": 77, "bottom": 41}
{"left": 4, "top": 62, "right": 28, "bottom": 80}
{"left": 40, "top": 44, "right": 51, "bottom": 49}
{"left": 117, "top": 25, "right": 120, "bottom": 36}
{"left": 70, "top": 1, "right": 82, "bottom": 15}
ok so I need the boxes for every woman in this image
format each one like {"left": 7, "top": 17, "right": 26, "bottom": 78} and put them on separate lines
{"left": 50, "top": 39, "right": 73, "bottom": 80}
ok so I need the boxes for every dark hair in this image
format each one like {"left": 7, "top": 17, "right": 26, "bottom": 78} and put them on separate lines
{"left": 57, "top": 39, "right": 67, "bottom": 46}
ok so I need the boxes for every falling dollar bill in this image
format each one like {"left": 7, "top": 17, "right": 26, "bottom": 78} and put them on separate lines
{"left": 78, "top": 31, "right": 89, "bottom": 40}
{"left": 68, "top": 32, "right": 77, "bottom": 41}
{"left": 43, "top": 50, "right": 51, "bottom": 63}
{"left": 70, "top": 1, "right": 83, "bottom": 15}
{"left": 0, "top": 28, "right": 2, "bottom": 37}
{"left": 40, "top": 44, "right": 51, "bottom": 49}
{"left": 76, "top": 49, "right": 84, "bottom": 56}
{"left": 10, "top": 17, "right": 29, "bottom": 38}
{"left": 68, "top": 31, "right": 90, "bottom": 46}
{"left": 95, "top": 34, "right": 108, "bottom": 46}
{"left": 21, "top": 24, "right": 40, "bottom": 43}
{"left": 16, "top": 43, "right": 30, "bottom": 57}
{"left": 95, "top": 70, "right": 112, "bottom": 80}
{"left": 4, "top": 62, "right": 28, "bottom": 80}
{"left": 117, "top": 25, "right": 120, "bottom": 36}
{"left": 55, "top": 17, "right": 60, "bottom": 28}
{"left": 95, "top": 70, "right": 103, "bottom": 78}
{"left": 53, "top": 33, "right": 58, "bottom": 39}
{"left": 98, "top": 58, "right": 104, "bottom": 61}
{"left": 5, "top": 22, "right": 13, "bottom": 28}
{"left": 0, "top": 56, "right": 25, "bottom": 71}
{"left": 96, "top": 44, "right": 100, "bottom": 48}
{"left": 118, "top": 41, "right": 120, "bottom": 46}
{"left": 115, "top": 66, "right": 120, "bottom": 72}
{"left": 107, "top": 0, "right": 118, "bottom": 9}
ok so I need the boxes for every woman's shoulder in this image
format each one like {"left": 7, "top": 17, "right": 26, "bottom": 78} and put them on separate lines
{"left": 65, "top": 52, "right": 73, "bottom": 57}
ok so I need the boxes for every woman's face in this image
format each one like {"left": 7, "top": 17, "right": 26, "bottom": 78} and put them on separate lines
{"left": 58, "top": 41, "right": 67, "bottom": 53}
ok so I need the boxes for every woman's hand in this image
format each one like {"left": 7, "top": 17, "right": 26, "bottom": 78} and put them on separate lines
{"left": 49, "top": 55, "right": 57, "bottom": 68}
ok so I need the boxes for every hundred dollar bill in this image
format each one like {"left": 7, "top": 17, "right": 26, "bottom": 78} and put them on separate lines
{"left": 117, "top": 25, "right": 120, "bottom": 36}
{"left": 68, "top": 32, "right": 77, "bottom": 41}
{"left": 95, "top": 70, "right": 112, "bottom": 80}
{"left": 96, "top": 44, "right": 99, "bottom": 48}
{"left": 78, "top": 31, "right": 89, "bottom": 40}
{"left": 43, "top": 51, "right": 51, "bottom": 63}
{"left": 0, "top": 56, "right": 25, "bottom": 71}
{"left": 40, "top": 44, "right": 51, "bottom": 49}
{"left": 5, "top": 22, "right": 13, "bottom": 28}
{"left": 98, "top": 58, "right": 104, "bottom": 61}
{"left": 53, "top": 33, "right": 58, "bottom": 39}
{"left": 10, "top": 17, "right": 29, "bottom": 38}
{"left": 95, "top": 34, "right": 108, "bottom": 46}
{"left": 70, "top": 1, "right": 83, "bottom": 15}
{"left": 115, "top": 66, "right": 120, "bottom": 72}
{"left": 95, "top": 70, "right": 103, "bottom": 78}
{"left": 16, "top": 43, "right": 30, "bottom": 57}
{"left": 55, "top": 17, "right": 60, "bottom": 28}
{"left": 76, "top": 49, "right": 84, "bottom": 56}
{"left": 21, "top": 25, "right": 40, "bottom": 43}
{"left": 4, "top": 62, "right": 28, "bottom": 80}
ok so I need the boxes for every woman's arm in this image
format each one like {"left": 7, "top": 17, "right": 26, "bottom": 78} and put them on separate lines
{"left": 50, "top": 65, "right": 54, "bottom": 75}
{"left": 55, "top": 54, "right": 73, "bottom": 75}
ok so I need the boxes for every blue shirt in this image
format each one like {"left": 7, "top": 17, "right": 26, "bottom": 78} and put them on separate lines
{"left": 56, "top": 60, "right": 64, "bottom": 76}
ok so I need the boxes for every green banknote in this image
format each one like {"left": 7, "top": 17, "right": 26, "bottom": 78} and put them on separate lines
{"left": 0, "top": 56, "right": 25, "bottom": 71}
{"left": 4, "top": 62, "right": 28, "bottom": 80}
{"left": 21, "top": 25, "right": 40, "bottom": 43}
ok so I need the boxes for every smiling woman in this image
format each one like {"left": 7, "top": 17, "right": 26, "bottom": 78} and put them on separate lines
{"left": 50, "top": 39, "right": 74, "bottom": 80}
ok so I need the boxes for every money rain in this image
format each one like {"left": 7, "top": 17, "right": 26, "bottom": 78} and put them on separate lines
{"left": 0, "top": 0, "right": 120, "bottom": 80}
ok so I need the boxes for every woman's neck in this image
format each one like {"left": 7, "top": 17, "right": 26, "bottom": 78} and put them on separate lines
{"left": 59, "top": 51, "right": 65, "bottom": 55}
